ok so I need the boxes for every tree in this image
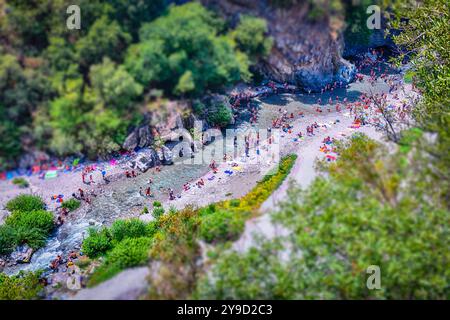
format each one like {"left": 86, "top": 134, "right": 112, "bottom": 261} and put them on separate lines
{"left": 108, "top": 0, "right": 168, "bottom": 38}
{"left": 196, "top": 134, "right": 449, "bottom": 299}
{"left": 388, "top": 0, "right": 450, "bottom": 207}
{"left": 90, "top": 58, "right": 143, "bottom": 110}
{"left": 147, "top": 207, "right": 202, "bottom": 299}
{"left": 126, "top": 2, "right": 251, "bottom": 96}
{"left": 231, "top": 15, "right": 273, "bottom": 61}
{"left": 76, "top": 16, "right": 131, "bottom": 73}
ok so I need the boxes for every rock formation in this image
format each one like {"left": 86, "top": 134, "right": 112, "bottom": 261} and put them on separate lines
{"left": 201, "top": 0, "right": 356, "bottom": 91}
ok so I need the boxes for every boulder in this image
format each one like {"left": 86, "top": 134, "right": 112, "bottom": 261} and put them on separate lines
{"left": 123, "top": 131, "right": 139, "bottom": 151}
{"left": 10, "top": 244, "right": 34, "bottom": 264}
{"left": 161, "top": 146, "right": 173, "bottom": 165}
{"left": 123, "top": 125, "right": 154, "bottom": 151}
{"left": 19, "top": 150, "right": 50, "bottom": 169}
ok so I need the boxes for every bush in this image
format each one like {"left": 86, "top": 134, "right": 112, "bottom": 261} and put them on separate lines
{"left": 145, "top": 221, "right": 158, "bottom": 238}
{"left": 6, "top": 195, "right": 45, "bottom": 213}
{"left": 6, "top": 210, "right": 54, "bottom": 235}
{"left": 0, "top": 271, "right": 44, "bottom": 300}
{"left": 152, "top": 207, "right": 165, "bottom": 220}
{"left": 152, "top": 201, "right": 162, "bottom": 208}
{"left": 207, "top": 103, "right": 232, "bottom": 128}
{"left": 61, "top": 199, "right": 81, "bottom": 211}
{"left": 88, "top": 237, "right": 152, "bottom": 286}
{"left": 0, "top": 210, "right": 55, "bottom": 251}
{"left": 82, "top": 227, "right": 113, "bottom": 258}
{"left": 200, "top": 210, "right": 245, "bottom": 243}
{"left": 126, "top": 2, "right": 251, "bottom": 96}
{"left": 0, "top": 225, "right": 17, "bottom": 255}
{"left": 9, "top": 227, "right": 48, "bottom": 250}
{"left": 196, "top": 155, "right": 296, "bottom": 244}
{"left": 232, "top": 15, "right": 273, "bottom": 60}
{"left": 110, "top": 219, "right": 148, "bottom": 243}
{"left": 12, "top": 177, "right": 29, "bottom": 188}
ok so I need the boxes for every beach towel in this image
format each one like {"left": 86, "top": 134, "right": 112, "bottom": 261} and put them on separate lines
{"left": 45, "top": 170, "right": 58, "bottom": 179}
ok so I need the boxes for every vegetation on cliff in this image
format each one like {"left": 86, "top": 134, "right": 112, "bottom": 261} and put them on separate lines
{"left": 0, "top": 1, "right": 272, "bottom": 169}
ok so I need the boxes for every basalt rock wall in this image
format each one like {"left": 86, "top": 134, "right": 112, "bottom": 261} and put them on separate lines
{"left": 201, "top": 0, "right": 356, "bottom": 92}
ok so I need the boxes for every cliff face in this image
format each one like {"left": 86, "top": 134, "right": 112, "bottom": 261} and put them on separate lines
{"left": 201, "top": 0, "right": 356, "bottom": 91}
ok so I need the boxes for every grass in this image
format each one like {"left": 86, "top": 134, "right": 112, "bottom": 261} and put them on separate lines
{"left": 12, "top": 177, "right": 29, "bottom": 188}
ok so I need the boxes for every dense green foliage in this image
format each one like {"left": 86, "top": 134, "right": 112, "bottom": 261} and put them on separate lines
{"left": 81, "top": 227, "right": 113, "bottom": 258}
{"left": 0, "top": 271, "right": 44, "bottom": 300}
{"left": 200, "top": 209, "right": 244, "bottom": 243}
{"left": 198, "top": 155, "right": 296, "bottom": 244}
{"left": 388, "top": 0, "right": 450, "bottom": 207}
{"left": 0, "top": 195, "right": 54, "bottom": 255}
{"left": 126, "top": 2, "right": 257, "bottom": 97}
{"left": 5, "top": 194, "right": 45, "bottom": 212}
{"left": 110, "top": 218, "right": 148, "bottom": 243}
{"left": 81, "top": 218, "right": 155, "bottom": 285}
{"left": 0, "top": 1, "right": 271, "bottom": 169}
{"left": 12, "top": 177, "right": 29, "bottom": 188}
{"left": 88, "top": 237, "right": 152, "bottom": 286}
{"left": 61, "top": 198, "right": 81, "bottom": 211}
{"left": 196, "top": 134, "right": 449, "bottom": 299}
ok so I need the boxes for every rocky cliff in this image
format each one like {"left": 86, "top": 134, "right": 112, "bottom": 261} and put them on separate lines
{"left": 201, "top": 0, "right": 356, "bottom": 91}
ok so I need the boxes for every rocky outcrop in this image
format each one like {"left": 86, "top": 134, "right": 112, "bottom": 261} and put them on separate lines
{"left": 10, "top": 244, "right": 34, "bottom": 264}
{"left": 201, "top": 0, "right": 356, "bottom": 91}
{"left": 123, "top": 125, "right": 154, "bottom": 151}
{"left": 18, "top": 150, "right": 50, "bottom": 169}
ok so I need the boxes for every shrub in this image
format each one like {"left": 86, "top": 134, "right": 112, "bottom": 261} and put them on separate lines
{"left": 152, "top": 201, "right": 162, "bottom": 208}
{"left": 0, "top": 225, "right": 17, "bottom": 255}
{"left": 200, "top": 210, "right": 245, "bottom": 243}
{"left": 10, "top": 227, "right": 48, "bottom": 250}
{"left": 207, "top": 103, "right": 232, "bottom": 128}
{"left": 0, "top": 271, "right": 44, "bottom": 300}
{"left": 88, "top": 237, "right": 152, "bottom": 286}
{"left": 229, "top": 199, "right": 240, "bottom": 207}
{"left": 232, "top": 15, "right": 273, "bottom": 60}
{"left": 6, "top": 210, "right": 54, "bottom": 235}
{"left": 82, "top": 227, "right": 113, "bottom": 258}
{"left": 197, "top": 155, "right": 296, "bottom": 244}
{"left": 110, "top": 219, "right": 148, "bottom": 243}
{"left": 145, "top": 221, "right": 158, "bottom": 238}
{"left": 61, "top": 199, "right": 81, "bottom": 211}
{"left": 3, "top": 210, "right": 55, "bottom": 250}
{"left": 12, "top": 177, "right": 29, "bottom": 188}
{"left": 152, "top": 207, "right": 165, "bottom": 220}
{"left": 6, "top": 195, "right": 45, "bottom": 213}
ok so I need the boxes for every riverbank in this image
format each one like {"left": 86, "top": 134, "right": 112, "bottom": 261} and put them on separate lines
{"left": 0, "top": 60, "right": 415, "bottom": 298}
